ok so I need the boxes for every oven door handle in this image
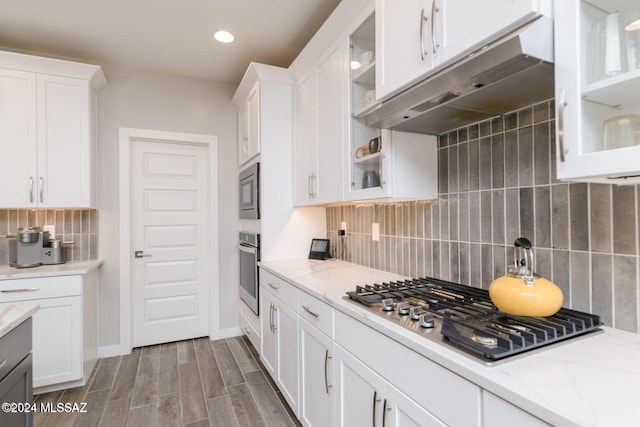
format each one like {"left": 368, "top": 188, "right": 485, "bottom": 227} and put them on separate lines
{"left": 239, "top": 245, "right": 258, "bottom": 255}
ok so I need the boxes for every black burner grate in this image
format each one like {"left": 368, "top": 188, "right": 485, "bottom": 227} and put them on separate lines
{"left": 346, "top": 276, "right": 602, "bottom": 361}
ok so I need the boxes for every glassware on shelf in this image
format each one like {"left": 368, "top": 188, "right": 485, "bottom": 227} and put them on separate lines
{"left": 587, "top": 5, "right": 640, "bottom": 83}
{"left": 604, "top": 114, "right": 640, "bottom": 150}
{"left": 588, "top": 12, "right": 627, "bottom": 83}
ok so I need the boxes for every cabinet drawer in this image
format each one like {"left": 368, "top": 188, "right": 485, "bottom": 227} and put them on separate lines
{"left": 260, "top": 270, "right": 297, "bottom": 308}
{"left": 240, "top": 308, "right": 260, "bottom": 352}
{"left": 0, "top": 318, "right": 32, "bottom": 382}
{"left": 335, "top": 311, "right": 480, "bottom": 427}
{"left": 298, "top": 290, "right": 334, "bottom": 338}
{"left": 0, "top": 276, "right": 82, "bottom": 302}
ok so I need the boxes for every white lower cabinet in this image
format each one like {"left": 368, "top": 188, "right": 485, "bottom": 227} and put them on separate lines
{"left": 299, "top": 318, "right": 334, "bottom": 427}
{"left": 260, "top": 282, "right": 299, "bottom": 415}
{"left": 258, "top": 269, "right": 554, "bottom": 426}
{"left": 31, "top": 296, "right": 81, "bottom": 387}
{"left": 335, "top": 311, "right": 481, "bottom": 427}
{"left": 483, "top": 391, "right": 550, "bottom": 427}
{"left": 0, "top": 271, "right": 98, "bottom": 391}
{"left": 335, "top": 345, "right": 444, "bottom": 427}
{"left": 239, "top": 301, "right": 260, "bottom": 352}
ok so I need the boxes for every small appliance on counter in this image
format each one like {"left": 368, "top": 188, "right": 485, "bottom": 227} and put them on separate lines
{"left": 8, "top": 227, "right": 75, "bottom": 268}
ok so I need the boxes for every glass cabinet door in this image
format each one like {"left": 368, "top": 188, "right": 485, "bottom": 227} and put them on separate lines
{"left": 581, "top": 0, "right": 640, "bottom": 154}
{"left": 556, "top": 0, "right": 640, "bottom": 182}
{"left": 349, "top": 13, "right": 384, "bottom": 193}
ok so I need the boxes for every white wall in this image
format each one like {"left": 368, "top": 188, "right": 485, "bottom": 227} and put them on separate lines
{"left": 97, "top": 65, "right": 240, "bottom": 348}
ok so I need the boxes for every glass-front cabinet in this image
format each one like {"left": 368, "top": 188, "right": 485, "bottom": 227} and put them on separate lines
{"left": 556, "top": 0, "right": 640, "bottom": 182}
{"left": 345, "top": 7, "right": 438, "bottom": 202}
{"left": 349, "top": 12, "right": 384, "bottom": 197}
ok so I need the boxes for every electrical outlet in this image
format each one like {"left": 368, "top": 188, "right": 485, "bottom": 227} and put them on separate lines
{"left": 372, "top": 223, "right": 380, "bottom": 241}
{"left": 43, "top": 224, "right": 56, "bottom": 237}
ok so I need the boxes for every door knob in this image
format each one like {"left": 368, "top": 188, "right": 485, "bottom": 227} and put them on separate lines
{"left": 134, "top": 250, "right": 151, "bottom": 258}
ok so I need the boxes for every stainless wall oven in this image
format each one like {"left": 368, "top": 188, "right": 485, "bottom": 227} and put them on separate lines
{"left": 239, "top": 162, "right": 260, "bottom": 219}
{"left": 239, "top": 232, "right": 260, "bottom": 315}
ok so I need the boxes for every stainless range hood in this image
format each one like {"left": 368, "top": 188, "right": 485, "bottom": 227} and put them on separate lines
{"left": 364, "top": 16, "right": 554, "bottom": 135}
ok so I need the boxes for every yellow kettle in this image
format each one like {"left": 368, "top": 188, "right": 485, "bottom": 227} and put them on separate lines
{"left": 489, "top": 237, "right": 563, "bottom": 317}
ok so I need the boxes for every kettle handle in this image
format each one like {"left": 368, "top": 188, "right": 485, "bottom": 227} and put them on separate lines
{"left": 512, "top": 237, "right": 535, "bottom": 286}
{"left": 514, "top": 237, "right": 532, "bottom": 250}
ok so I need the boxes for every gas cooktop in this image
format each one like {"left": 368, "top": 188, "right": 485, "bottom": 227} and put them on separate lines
{"left": 345, "top": 276, "right": 603, "bottom": 364}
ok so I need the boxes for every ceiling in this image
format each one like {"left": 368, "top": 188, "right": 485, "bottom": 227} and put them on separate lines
{"left": 0, "top": 0, "right": 342, "bottom": 84}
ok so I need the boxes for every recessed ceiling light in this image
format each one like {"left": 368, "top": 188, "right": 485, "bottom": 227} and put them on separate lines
{"left": 214, "top": 30, "right": 235, "bottom": 43}
{"left": 626, "top": 19, "right": 640, "bottom": 31}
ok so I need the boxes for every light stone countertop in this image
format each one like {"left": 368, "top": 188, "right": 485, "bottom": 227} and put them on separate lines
{"left": 0, "top": 260, "right": 103, "bottom": 281}
{"left": 0, "top": 302, "right": 39, "bottom": 339}
{"left": 260, "top": 258, "right": 640, "bottom": 427}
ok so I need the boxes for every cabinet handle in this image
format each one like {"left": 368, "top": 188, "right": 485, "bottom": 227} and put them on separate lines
{"left": 269, "top": 303, "right": 274, "bottom": 332}
{"left": 308, "top": 174, "right": 312, "bottom": 198}
{"left": 372, "top": 390, "right": 379, "bottom": 427}
{"left": 558, "top": 88, "right": 567, "bottom": 163}
{"left": 310, "top": 173, "right": 316, "bottom": 198}
{"left": 0, "top": 359, "right": 6, "bottom": 370}
{"left": 420, "top": 8, "right": 428, "bottom": 60}
{"left": 272, "top": 306, "right": 278, "bottom": 331}
{"left": 243, "top": 326, "right": 252, "bottom": 335}
{"left": 268, "top": 282, "right": 279, "bottom": 290}
{"left": 431, "top": 0, "right": 440, "bottom": 53}
{"left": 324, "top": 349, "right": 332, "bottom": 394}
{"left": 302, "top": 305, "right": 320, "bottom": 318}
{"left": 382, "top": 399, "right": 389, "bottom": 427}
{"left": 39, "top": 177, "right": 44, "bottom": 203}
{"left": 1, "top": 288, "right": 40, "bottom": 293}
{"left": 309, "top": 173, "right": 317, "bottom": 198}
{"left": 29, "top": 177, "right": 34, "bottom": 203}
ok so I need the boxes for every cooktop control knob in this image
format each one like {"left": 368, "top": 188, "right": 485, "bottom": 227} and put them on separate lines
{"left": 398, "top": 302, "right": 411, "bottom": 315}
{"left": 381, "top": 298, "right": 395, "bottom": 312}
{"left": 410, "top": 306, "right": 425, "bottom": 320}
{"left": 419, "top": 314, "right": 435, "bottom": 328}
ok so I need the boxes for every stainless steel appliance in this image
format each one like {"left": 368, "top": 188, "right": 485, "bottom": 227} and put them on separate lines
{"left": 239, "top": 162, "right": 260, "bottom": 219}
{"left": 364, "top": 16, "right": 554, "bottom": 134}
{"left": 239, "top": 232, "right": 260, "bottom": 315}
{"left": 42, "top": 239, "right": 73, "bottom": 265}
{"left": 8, "top": 227, "right": 74, "bottom": 268}
{"left": 8, "top": 227, "right": 49, "bottom": 268}
{"left": 345, "top": 276, "right": 602, "bottom": 364}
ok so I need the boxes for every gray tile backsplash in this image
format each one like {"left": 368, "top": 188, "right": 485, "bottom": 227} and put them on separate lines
{"left": 327, "top": 100, "right": 640, "bottom": 333}
{"left": 0, "top": 209, "right": 98, "bottom": 264}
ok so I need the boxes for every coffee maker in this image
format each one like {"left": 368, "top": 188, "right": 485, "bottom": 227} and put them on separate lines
{"left": 8, "top": 227, "right": 72, "bottom": 268}
{"left": 8, "top": 227, "right": 48, "bottom": 268}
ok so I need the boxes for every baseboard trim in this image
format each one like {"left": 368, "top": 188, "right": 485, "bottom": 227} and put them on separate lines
{"left": 97, "top": 344, "right": 122, "bottom": 358}
{"left": 98, "top": 329, "right": 243, "bottom": 358}
{"left": 211, "top": 326, "right": 243, "bottom": 340}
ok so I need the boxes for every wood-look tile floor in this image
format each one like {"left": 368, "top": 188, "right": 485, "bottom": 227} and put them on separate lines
{"left": 34, "top": 336, "right": 301, "bottom": 427}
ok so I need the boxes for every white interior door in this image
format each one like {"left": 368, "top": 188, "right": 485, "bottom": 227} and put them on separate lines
{"left": 131, "top": 140, "right": 210, "bottom": 346}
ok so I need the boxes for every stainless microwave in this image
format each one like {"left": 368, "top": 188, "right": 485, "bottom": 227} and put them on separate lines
{"left": 239, "top": 162, "right": 260, "bottom": 219}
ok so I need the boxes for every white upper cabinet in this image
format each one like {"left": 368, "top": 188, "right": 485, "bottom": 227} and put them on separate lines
{"left": 0, "top": 51, "right": 105, "bottom": 208}
{"left": 555, "top": 0, "right": 640, "bottom": 183}
{"left": 237, "top": 82, "right": 261, "bottom": 166}
{"left": 348, "top": 8, "right": 438, "bottom": 201}
{"left": 375, "top": 0, "right": 550, "bottom": 101}
{"left": 375, "top": 0, "right": 435, "bottom": 101}
{"left": 293, "top": 72, "right": 318, "bottom": 205}
{"left": 293, "top": 42, "right": 346, "bottom": 206}
{"left": 0, "top": 69, "right": 37, "bottom": 207}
